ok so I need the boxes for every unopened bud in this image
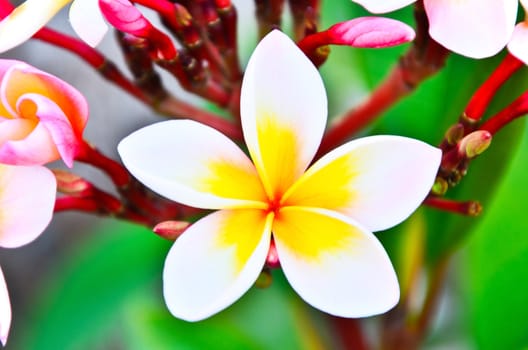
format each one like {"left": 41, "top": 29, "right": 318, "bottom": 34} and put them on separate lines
{"left": 431, "top": 177, "right": 448, "bottom": 196}
{"left": 52, "top": 169, "right": 92, "bottom": 194}
{"left": 173, "top": 4, "right": 193, "bottom": 28}
{"left": 466, "top": 201, "right": 483, "bottom": 216}
{"left": 444, "top": 123, "right": 465, "bottom": 146}
{"left": 328, "top": 17, "right": 415, "bottom": 48}
{"left": 153, "top": 220, "right": 190, "bottom": 240}
{"left": 459, "top": 131, "right": 492, "bottom": 159}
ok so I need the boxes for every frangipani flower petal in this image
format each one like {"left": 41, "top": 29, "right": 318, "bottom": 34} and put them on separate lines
{"left": 0, "top": 267, "right": 10, "bottom": 346}
{"left": 0, "top": 123, "right": 60, "bottom": 166}
{"left": 425, "top": 0, "right": 518, "bottom": 58}
{"left": 0, "top": 164, "right": 56, "bottom": 248}
{"left": 0, "top": 0, "right": 71, "bottom": 53}
{"left": 70, "top": 0, "right": 108, "bottom": 47}
{"left": 507, "top": 22, "right": 528, "bottom": 65}
{"left": 351, "top": 0, "right": 415, "bottom": 14}
{"left": 283, "top": 136, "right": 441, "bottom": 232}
{"left": 163, "top": 209, "right": 272, "bottom": 321}
{"left": 273, "top": 207, "right": 399, "bottom": 317}
{"left": 0, "top": 119, "right": 35, "bottom": 145}
{"left": 16, "top": 94, "right": 76, "bottom": 166}
{"left": 118, "top": 120, "right": 268, "bottom": 210}
{"left": 1, "top": 61, "right": 88, "bottom": 136}
{"left": 240, "top": 30, "right": 327, "bottom": 200}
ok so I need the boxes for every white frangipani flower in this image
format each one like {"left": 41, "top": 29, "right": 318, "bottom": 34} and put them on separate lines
{"left": 118, "top": 30, "right": 442, "bottom": 321}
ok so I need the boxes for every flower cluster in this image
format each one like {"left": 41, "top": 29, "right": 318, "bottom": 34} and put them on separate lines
{"left": 0, "top": 0, "right": 526, "bottom": 348}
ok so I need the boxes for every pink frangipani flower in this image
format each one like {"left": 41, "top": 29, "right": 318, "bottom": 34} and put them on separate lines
{"left": 118, "top": 30, "right": 441, "bottom": 321}
{"left": 351, "top": 0, "right": 519, "bottom": 59}
{"left": 0, "top": 164, "right": 56, "bottom": 345}
{"left": 0, "top": 0, "right": 107, "bottom": 52}
{"left": 0, "top": 59, "right": 89, "bottom": 167}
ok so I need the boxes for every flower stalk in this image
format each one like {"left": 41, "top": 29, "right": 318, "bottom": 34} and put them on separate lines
{"left": 255, "top": 0, "right": 286, "bottom": 38}
{"left": 423, "top": 196, "right": 482, "bottom": 216}
{"left": 464, "top": 53, "right": 524, "bottom": 123}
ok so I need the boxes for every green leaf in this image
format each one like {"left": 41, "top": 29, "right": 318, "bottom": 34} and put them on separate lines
{"left": 15, "top": 220, "right": 170, "bottom": 350}
{"left": 120, "top": 271, "right": 322, "bottom": 350}
{"left": 465, "top": 126, "right": 528, "bottom": 349}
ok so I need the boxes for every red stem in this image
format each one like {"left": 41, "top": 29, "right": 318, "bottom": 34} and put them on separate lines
{"left": 480, "top": 91, "right": 528, "bottom": 135}
{"left": 75, "top": 141, "right": 131, "bottom": 189}
{"left": 330, "top": 317, "right": 369, "bottom": 350}
{"left": 54, "top": 195, "right": 152, "bottom": 226}
{"left": 465, "top": 53, "right": 524, "bottom": 122}
{"left": 255, "top": 0, "right": 286, "bottom": 38}
{"left": 423, "top": 196, "right": 481, "bottom": 216}
{"left": 156, "top": 96, "right": 243, "bottom": 140}
{"left": 317, "top": 66, "right": 409, "bottom": 156}
{"left": 215, "top": 0, "right": 242, "bottom": 80}
{"left": 297, "top": 31, "right": 329, "bottom": 54}
{"left": 33, "top": 28, "right": 148, "bottom": 103}
{"left": 54, "top": 196, "right": 99, "bottom": 213}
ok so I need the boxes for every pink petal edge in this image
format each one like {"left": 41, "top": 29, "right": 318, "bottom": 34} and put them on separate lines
{"left": 507, "top": 22, "right": 528, "bottom": 65}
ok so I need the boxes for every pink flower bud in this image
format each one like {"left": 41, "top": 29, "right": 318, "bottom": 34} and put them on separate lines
{"left": 327, "top": 17, "right": 415, "bottom": 48}
{"left": 98, "top": 0, "right": 177, "bottom": 60}
{"left": 458, "top": 130, "right": 492, "bottom": 159}
{"left": 298, "top": 17, "right": 415, "bottom": 65}
{"left": 98, "top": 0, "right": 150, "bottom": 38}
{"left": 0, "top": 59, "right": 88, "bottom": 167}
{"left": 153, "top": 220, "right": 191, "bottom": 240}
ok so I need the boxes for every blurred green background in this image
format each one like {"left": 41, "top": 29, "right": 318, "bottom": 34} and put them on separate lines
{"left": 2, "top": 1, "right": 528, "bottom": 349}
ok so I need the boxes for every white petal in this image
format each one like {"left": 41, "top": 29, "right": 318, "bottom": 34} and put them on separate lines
{"left": 163, "top": 209, "right": 272, "bottom": 321}
{"left": 0, "top": 0, "right": 71, "bottom": 53}
{"left": 273, "top": 207, "right": 399, "bottom": 317}
{"left": 507, "top": 22, "right": 528, "bottom": 65}
{"left": 69, "top": 0, "right": 108, "bottom": 47}
{"left": 425, "top": 0, "right": 518, "bottom": 58}
{"left": 283, "top": 135, "right": 441, "bottom": 232}
{"left": 0, "top": 267, "right": 11, "bottom": 346}
{"left": 240, "top": 30, "right": 327, "bottom": 200}
{"left": 0, "top": 164, "right": 56, "bottom": 248}
{"left": 118, "top": 120, "right": 267, "bottom": 210}
{"left": 350, "top": 0, "right": 415, "bottom": 14}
